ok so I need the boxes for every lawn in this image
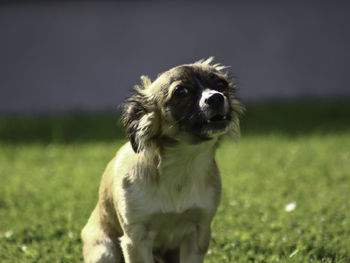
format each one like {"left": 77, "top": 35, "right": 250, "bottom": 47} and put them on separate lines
{"left": 0, "top": 100, "right": 349, "bottom": 262}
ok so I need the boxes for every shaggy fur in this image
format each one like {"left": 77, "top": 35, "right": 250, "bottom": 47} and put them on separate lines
{"left": 81, "top": 58, "right": 244, "bottom": 263}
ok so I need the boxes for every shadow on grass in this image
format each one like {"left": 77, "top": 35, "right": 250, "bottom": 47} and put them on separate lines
{"left": 240, "top": 99, "right": 350, "bottom": 137}
{"left": 0, "top": 100, "right": 349, "bottom": 144}
{"left": 0, "top": 112, "right": 126, "bottom": 144}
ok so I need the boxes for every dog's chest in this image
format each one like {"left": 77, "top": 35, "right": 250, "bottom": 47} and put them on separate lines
{"left": 124, "top": 163, "right": 214, "bottom": 249}
{"left": 144, "top": 173, "right": 210, "bottom": 249}
{"left": 153, "top": 151, "right": 214, "bottom": 213}
{"left": 133, "top": 162, "right": 214, "bottom": 216}
{"left": 120, "top": 144, "right": 217, "bottom": 248}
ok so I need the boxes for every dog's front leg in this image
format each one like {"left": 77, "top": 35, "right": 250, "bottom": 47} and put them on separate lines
{"left": 179, "top": 223, "right": 211, "bottom": 263}
{"left": 120, "top": 232, "right": 154, "bottom": 263}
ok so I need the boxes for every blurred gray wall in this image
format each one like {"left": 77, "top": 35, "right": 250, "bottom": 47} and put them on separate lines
{"left": 1, "top": 1, "right": 350, "bottom": 113}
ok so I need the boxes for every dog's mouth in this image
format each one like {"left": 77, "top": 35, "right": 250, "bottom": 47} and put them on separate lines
{"left": 208, "top": 114, "right": 227, "bottom": 123}
{"left": 179, "top": 111, "right": 232, "bottom": 140}
{"left": 202, "top": 113, "right": 231, "bottom": 132}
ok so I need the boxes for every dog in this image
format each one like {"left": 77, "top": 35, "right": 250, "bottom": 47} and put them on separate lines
{"left": 81, "top": 58, "right": 244, "bottom": 263}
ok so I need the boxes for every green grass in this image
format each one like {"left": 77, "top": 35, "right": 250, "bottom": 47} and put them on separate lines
{"left": 0, "top": 100, "right": 350, "bottom": 262}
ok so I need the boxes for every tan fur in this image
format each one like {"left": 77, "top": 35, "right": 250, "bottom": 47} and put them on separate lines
{"left": 81, "top": 59, "right": 243, "bottom": 263}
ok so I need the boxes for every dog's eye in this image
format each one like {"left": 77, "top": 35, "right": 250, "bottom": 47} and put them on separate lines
{"left": 216, "top": 79, "right": 228, "bottom": 92}
{"left": 173, "top": 86, "right": 189, "bottom": 98}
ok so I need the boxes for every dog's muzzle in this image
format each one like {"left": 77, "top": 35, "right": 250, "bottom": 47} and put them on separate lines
{"left": 199, "top": 89, "right": 231, "bottom": 133}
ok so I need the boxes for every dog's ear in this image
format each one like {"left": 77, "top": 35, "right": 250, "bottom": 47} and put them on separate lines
{"left": 122, "top": 76, "right": 160, "bottom": 153}
{"left": 227, "top": 83, "right": 245, "bottom": 141}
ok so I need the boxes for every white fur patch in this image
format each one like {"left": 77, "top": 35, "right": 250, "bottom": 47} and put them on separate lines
{"left": 116, "top": 140, "right": 217, "bottom": 227}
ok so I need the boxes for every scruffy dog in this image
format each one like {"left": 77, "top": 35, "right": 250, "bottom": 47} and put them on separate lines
{"left": 81, "top": 58, "right": 244, "bottom": 263}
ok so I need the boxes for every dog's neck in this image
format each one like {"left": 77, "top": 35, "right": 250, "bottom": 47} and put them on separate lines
{"left": 157, "top": 139, "right": 218, "bottom": 180}
{"left": 136, "top": 136, "right": 221, "bottom": 185}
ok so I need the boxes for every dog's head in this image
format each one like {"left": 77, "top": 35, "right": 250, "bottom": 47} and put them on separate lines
{"left": 122, "top": 58, "right": 244, "bottom": 153}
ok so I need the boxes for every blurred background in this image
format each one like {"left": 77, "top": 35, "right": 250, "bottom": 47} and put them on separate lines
{"left": 1, "top": 0, "right": 350, "bottom": 114}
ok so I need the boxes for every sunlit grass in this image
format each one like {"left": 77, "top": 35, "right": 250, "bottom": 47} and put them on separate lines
{"left": 209, "top": 134, "right": 350, "bottom": 262}
{"left": 0, "top": 100, "right": 349, "bottom": 262}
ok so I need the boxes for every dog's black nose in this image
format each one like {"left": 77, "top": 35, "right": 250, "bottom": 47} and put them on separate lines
{"left": 205, "top": 93, "right": 224, "bottom": 107}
